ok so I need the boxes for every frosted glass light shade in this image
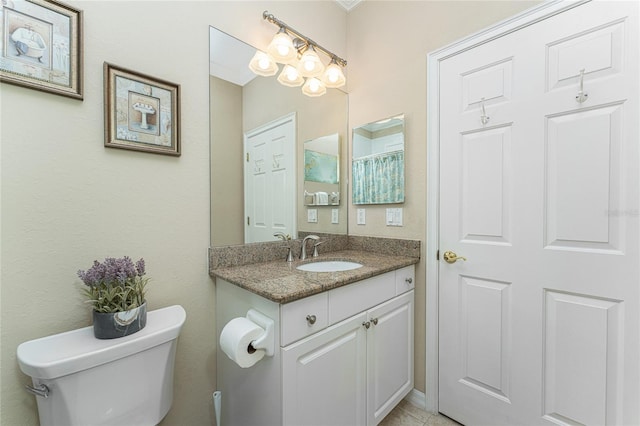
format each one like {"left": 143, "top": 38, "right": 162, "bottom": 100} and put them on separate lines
{"left": 267, "top": 31, "right": 296, "bottom": 63}
{"left": 302, "top": 77, "right": 326, "bottom": 97}
{"left": 248, "top": 50, "right": 278, "bottom": 76}
{"left": 277, "top": 65, "right": 304, "bottom": 87}
{"left": 297, "top": 47, "right": 325, "bottom": 77}
{"left": 322, "top": 61, "right": 346, "bottom": 88}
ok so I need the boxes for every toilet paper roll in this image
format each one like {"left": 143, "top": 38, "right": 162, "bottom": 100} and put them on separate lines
{"left": 220, "top": 317, "right": 266, "bottom": 368}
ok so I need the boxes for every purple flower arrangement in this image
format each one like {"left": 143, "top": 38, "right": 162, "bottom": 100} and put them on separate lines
{"left": 78, "top": 256, "right": 149, "bottom": 313}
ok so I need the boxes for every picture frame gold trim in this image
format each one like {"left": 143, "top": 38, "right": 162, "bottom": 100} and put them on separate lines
{"left": 104, "top": 62, "right": 181, "bottom": 157}
{"left": 0, "top": 0, "right": 83, "bottom": 100}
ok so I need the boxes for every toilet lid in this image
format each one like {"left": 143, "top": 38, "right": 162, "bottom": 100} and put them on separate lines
{"left": 17, "top": 305, "right": 186, "bottom": 379}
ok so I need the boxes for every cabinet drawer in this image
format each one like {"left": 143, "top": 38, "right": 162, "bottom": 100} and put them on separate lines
{"left": 328, "top": 271, "right": 396, "bottom": 325}
{"left": 281, "top": 292, "right": 328, "bottom": 346}
{"left": 395, "top": 265, "right": 415, "bottom": 295}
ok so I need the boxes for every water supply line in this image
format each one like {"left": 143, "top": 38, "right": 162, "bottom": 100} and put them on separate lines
{"left": 213, "top": 391, "right": 221, "bottom": 426}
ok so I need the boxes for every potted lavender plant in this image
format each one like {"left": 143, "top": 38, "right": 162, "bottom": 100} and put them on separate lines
{"left": 77, "top": 256, "right": 149, "bottom": 339}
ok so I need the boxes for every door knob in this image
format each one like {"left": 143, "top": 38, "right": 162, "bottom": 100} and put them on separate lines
{"left": 443, "top": 250, "right": 467, "bottom": 264}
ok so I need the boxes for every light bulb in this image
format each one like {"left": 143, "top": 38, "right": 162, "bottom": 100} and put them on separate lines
{"left": 321, "top": 61, "right": 346, "bottom": 88}
{"left": 328, "top": 69, "right": 339, "bottom": 83}
{"left": 258, "top": 57, "right": 270, "bottom": 70}
{"left": 277, "top": 64, "right": 304, "bottom": 87}
{"left": 248, "top": 50, "right": 278, "bottom": 76}
{"left": 302, "top": 77, "right": 326, "bottom": 97}
{"left": 304, "top": 60, "right": 315, "bottom": 72}
{"left": 297, "top": 46, "right": 324, "bottom": 77}
{"left": 277, "top": 44, "right": 290, "bottom": 57}
{"left": 286, "top": 66, "right": 298, "bottom": 81}
{"left": 267, "top": 30, "right": 296, "bottom": 64}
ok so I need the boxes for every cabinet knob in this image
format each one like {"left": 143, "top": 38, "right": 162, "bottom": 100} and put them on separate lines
{"left": 405, "top": 278, "right": 413, "bottom": 284}
{"left": 306, "top": 315, "right": 317, "bottom": 325}
{"left": 371, "top": 318, "right": 378, "bottom": 326}
{"left": 362, "top": 321, "right": 371, "bottom": 329}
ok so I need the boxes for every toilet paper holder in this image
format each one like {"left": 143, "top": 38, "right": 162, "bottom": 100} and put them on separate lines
{"left": 246, "top": 309, "right": 275, "bottom": 356}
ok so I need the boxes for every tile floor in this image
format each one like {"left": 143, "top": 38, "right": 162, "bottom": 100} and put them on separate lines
{"left": 380, "top": 400, "right": 462, "bottom": 426}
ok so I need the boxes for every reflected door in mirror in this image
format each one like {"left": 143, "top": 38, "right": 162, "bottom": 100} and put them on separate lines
{"left": 245, "top": 113, "right": 296, "bottom": 243}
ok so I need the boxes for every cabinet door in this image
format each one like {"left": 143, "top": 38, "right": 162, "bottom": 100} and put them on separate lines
{"left": 367, "top": 290, "right": 414, "bottom": 425}
{"left": 282, "top": 312, "right": 367, "bottom": 426}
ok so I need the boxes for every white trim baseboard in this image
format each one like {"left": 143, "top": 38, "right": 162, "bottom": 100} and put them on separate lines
{"left": 404, "top": 388, "right": 429, "bottom": 412}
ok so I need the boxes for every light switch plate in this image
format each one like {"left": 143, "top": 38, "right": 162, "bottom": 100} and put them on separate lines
{"left": 331, "top": 209, "right": 339, "bottom": 224}
{"left": 307, "top": 209, "right": 318, "bottom": 223}
{"left": 386, "top": 208, "right": 403, "bottom": 226}
{"left": 357, "top": 208, "right": 366, "bottom": 225}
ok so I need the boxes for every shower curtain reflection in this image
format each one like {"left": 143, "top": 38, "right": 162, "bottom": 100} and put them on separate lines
{"left": 352, "top": 150, "right": 404, "bottom": 204}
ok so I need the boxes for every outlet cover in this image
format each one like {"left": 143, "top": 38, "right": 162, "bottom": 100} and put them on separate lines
{"left": 386, "top": 208, "right": 403, "bottom": 226}
{"left": 357, "top": 208, "right": 366, "bottom": 225}
{"left": 331, "top": 209, "right": 339, "bottom": 224}
{"left": 307, "top": 209, "right": 318, "bottom": 223}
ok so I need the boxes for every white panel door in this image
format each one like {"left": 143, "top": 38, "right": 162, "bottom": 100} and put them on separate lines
{"left": 438, "top": 1, "right": 639, "bottom": 425}
{"left": 244, "top": 113, "right": 296, "bottom": 243}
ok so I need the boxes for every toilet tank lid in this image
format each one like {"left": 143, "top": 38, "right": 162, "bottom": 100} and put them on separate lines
{"left": 17, "top": 305, "right": 186, "bottom": 380}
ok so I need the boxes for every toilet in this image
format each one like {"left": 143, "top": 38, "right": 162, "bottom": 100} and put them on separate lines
{"left": 17, "top": 305, "right": 186, "bottom": 426}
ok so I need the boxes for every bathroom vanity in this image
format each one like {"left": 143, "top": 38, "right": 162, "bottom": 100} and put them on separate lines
{"left": 212, "top": 249, "right": 417, "bottom": 426}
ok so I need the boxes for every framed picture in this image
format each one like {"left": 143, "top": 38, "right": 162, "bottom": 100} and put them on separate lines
{"left": 0, "top": 0, "right": 82, "bottom": 99}
{"left": 104, "top": 63, "right": 180, "bottom": 156}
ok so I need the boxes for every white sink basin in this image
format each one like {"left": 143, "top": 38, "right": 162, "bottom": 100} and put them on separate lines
{"left": 297, "top": 261, "right": 363, "bottom": 272}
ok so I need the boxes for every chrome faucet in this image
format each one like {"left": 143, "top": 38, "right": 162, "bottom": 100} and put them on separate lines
{"left": 274, "top": 232, "right": 294, "bottom": 262}
{"left": 300, "top": 235, "right": 320, "bottom": 260}
{"left": 273, "top": 232, "right": 290, "bottom": 241}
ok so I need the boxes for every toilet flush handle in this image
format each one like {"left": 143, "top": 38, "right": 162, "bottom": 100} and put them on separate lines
{"left": 25, "top": 383, "right": 49, "bottom": 398}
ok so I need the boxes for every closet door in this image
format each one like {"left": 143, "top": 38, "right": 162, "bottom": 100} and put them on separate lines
{"left": 438, "top": 1, "right": 639, "bottom": 424}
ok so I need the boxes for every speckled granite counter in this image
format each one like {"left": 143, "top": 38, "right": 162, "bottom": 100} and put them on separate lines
{"left": 211, "top": 250, "right": 419, "bottom": 304}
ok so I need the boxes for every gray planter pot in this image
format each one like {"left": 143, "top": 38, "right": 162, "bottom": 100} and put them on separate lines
{"left": 93, "top": 301, "right": 147, "bottom": 339}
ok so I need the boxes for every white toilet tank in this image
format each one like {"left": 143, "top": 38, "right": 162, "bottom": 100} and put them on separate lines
{"left": 17, "top": 305, "right": 186, "bottom": 426}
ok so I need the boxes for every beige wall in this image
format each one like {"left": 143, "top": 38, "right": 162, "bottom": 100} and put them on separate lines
{"left": 0, "top": 1, "right": 542, "bottom": 425}
{"left": 210, "top": 76, "right": 244, "bottom": 247}
{"left": 0, "top": 2, "right": 346, "bottom": 426}
{"left": 346, "top": 0, "right": 539, "bottom": 392}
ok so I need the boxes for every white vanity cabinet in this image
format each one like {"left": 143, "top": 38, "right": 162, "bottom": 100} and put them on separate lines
{"left": 282, "top": 311, "right": 368, "bottom": 425}
{"left": 281, "top": 265, "right": 415, "bottom": 426}
{"left": 282, "top": 290, "right": 413, "bottom": 426}
{"left": 216, "top": 264, "right": 415, "bottom": 426}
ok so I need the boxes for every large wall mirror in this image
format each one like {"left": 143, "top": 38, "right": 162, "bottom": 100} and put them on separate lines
{"left": 209, "top": 27, "right": 348, "bottom": 246}
{"left": 352, "top": 114, "right": 405, "bottom": 205}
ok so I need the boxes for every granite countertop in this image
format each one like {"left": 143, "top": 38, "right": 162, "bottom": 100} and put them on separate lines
{"left": 211, "top": 250, "right": 419, "bottom": 304}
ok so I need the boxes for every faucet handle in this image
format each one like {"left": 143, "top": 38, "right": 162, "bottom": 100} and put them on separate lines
{"left": 281, "top": 245, "right": 295, "bottom": 262}
{"left": 312, "top": 241, "right": 324, "bottom": 257}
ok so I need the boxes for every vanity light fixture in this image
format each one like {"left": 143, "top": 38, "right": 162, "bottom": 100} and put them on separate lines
{"left": 277, "top": 64, "right": 304, "bottom": 87}
{"left": 248, "top": 50, "right": 278, "bottom": 76}
{"left": 322, "top": 57, "right": 346, "bottom": 88}
{"left": 297, "top": 45, "right": 325, "bottom": 77}
{"left": 267, "top": 27, "right": 297, "bottom": 63}
{"left": 250, "top": 11, "right": 347, "bottom": 97}
{"left": 302, "top": 77, "right": 327, "bottom": 97}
